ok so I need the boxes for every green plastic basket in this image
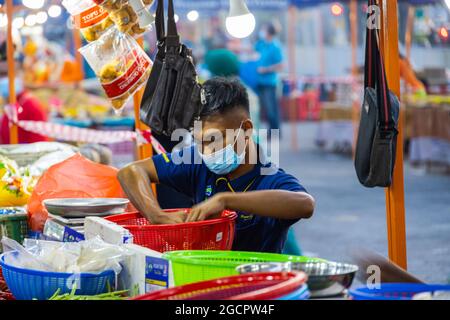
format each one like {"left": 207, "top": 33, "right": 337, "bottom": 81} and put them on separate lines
{"left": 0, "top": 213, "right": 29, "bottom": 253}
{"left": 163, "top": 250, "right": 324, "bottom": 286}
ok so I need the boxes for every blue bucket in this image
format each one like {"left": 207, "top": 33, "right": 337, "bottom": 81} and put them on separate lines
{"left": 0, "top": 251, "right": 115, "bottom": 300}
{"left": 349, "top": 283, "right": 450, "bottom": 300}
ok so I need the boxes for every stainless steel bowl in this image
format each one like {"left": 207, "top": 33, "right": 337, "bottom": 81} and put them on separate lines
{"left": 236, "top": 261, "right": 358, "bottom": 298}
{"left": 43, "top": 198, "right": 129, "bottom": 218}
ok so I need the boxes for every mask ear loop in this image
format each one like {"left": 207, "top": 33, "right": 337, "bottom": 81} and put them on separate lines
{"left": 232, "top": 120, "right": 251, "bottom": 158}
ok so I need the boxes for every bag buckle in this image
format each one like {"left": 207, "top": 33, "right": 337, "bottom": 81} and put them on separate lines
{"left": 379, "top": 127, "right": 396, "bottom": 140}
{"left": 156, "top": 39, "right": 165, "bottom": 48}
{"left": 200, "top": 88, "right": 207, "bottom": 105}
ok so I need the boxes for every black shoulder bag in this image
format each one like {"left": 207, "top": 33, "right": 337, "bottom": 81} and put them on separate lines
{"left": 139, "top": 0, "right": 202, "bottom": 136}
{"left": 354, "top": 0, "right": 400, "bottom": 188}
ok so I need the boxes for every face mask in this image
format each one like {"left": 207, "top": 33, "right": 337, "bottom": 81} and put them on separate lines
{"left": 259, "top": 30, "right": 267, "bottom": 40}
{"left": 201, "top": 125, "right": 247, "bottom": 175}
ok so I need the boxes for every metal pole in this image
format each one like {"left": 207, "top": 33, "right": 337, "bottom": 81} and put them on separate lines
{"left": 134, "top": 38, "right": 153, "bottom": 160}
{"left": 350, "top": 0, "right": 359, "bottom": 157}
{"left": 287, "top": 5, "right": 298, "bottom": 151}
{"left": 404, "top": 5, "right": 415, "bottom": 95}
{"left": 380, "top": 0, "right": 408, "bottom": 269}
{"left": 6, "top": 0, "right": 18, "bottom": 144}
{"left": 405, "top": 5, "right": 415, "bottom": 62}
{"left": 72, "top": 28, "right": 85, "bottom": 80}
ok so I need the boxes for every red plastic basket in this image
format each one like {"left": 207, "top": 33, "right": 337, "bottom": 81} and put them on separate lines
{"left": 0, "top": 266, "right": 15, "bottom": 300}
{"left": 105, "top": 209, "right": 237, "bottom": 253}
{"left": 133, "top": 272, "right": 308, "bottom": 300}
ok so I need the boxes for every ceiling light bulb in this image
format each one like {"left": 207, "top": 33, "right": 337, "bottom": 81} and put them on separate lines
{"left": 48, "top": 5, "right": 62, "bottom": 18}
{"left": 22, "top": 0, "right": 44, "bottom": 10}
{"left": 226, "top": 0, "right": 256, "bottom": 39}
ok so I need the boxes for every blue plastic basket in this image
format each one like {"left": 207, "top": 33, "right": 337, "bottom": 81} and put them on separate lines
{"left": 0, "top": 251, "right": 115, "bottom": 300}
{"left": 278, "top": 284, "right": 310, "bottom": 300}
{"left": 349, "top": 283, "right": 450, "bottom": 300}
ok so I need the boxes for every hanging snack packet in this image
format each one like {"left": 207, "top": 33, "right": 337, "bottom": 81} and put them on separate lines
{"left": 63, "top": 0, "right": 114, "bottom": 42}
{"left": 79, "top": 27, "right": 153, "bottom": 113}
{"left": 92, "top": 0, "right": 123, "bottom": 11}
{"left": 94, "top": 0, "right": 154, "bottom": 37}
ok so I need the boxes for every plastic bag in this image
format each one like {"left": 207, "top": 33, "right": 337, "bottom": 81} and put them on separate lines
{"left": 27, "top": 154, "right": 126, "bottom": 231}
{"left": 95, "top": 0, "right": 154, "bottom": 37}
{"left": 74, "top": 237, "right": 128, "bottom": 274}
{"left": 1, "top": 237, "right": 54, "bottom": 272}
{"left": 1, "top": 236, "right": 129, "bottom": 275}
{"left": 79, "top": 27, "right": 152, "bottom": 113}
{"left": 63, "top": 0, "right": 114, "bottom": 42}
{"left": 30, "top": 150, "right": 77, "bottom": 175}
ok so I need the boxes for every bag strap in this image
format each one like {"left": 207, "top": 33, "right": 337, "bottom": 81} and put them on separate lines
{"left": 364, "top": 0, "right": 395, "bottom": 131}
{"left": 165, "top": 0, "right": 180, "bottom": 48}
{"left": 155, "top": 0, "right": 165, "bottom": 43}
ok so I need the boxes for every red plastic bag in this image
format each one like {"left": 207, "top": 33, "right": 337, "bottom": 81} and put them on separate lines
{"left": 28, "top": 154, "right": 128, "bottom": 231}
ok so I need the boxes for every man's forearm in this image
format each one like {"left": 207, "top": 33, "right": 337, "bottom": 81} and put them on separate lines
{"left": 220, "top": 190, "right": 315, "bottom": 220}
{"left": 117, "top": 164, "right": 164, "bottom": 224}
{"left": 266, "top": 63, "right": 284, "bottom": 73}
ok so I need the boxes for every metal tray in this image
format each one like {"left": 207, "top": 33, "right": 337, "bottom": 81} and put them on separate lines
{"left": 236, "top": 261, "right": 358, "bottom": 298}
{"left": 43, "top": 198, "right": 129, "bottom": 218}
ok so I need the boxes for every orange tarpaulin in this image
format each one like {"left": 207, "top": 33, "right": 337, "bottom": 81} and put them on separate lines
{"left": 28, "top": 154, "right": 128, "bottom": 231}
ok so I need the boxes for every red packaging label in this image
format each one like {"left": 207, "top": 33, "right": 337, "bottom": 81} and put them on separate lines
{"left": 74, "top": 5, "right": 108, "bottom": 29}
{"left": 102, "top": 51, "right": 152, "bottom": 99}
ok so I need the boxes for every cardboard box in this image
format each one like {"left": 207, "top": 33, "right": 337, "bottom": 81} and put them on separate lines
{"left": 84, "top": 217, "right": 133, "bottom": 245}
{"left": 118, "top": 244, "right": 174, "bottom": 297}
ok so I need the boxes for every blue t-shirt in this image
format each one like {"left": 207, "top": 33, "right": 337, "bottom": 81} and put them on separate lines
{"left": 152, "top": 146, "right": 307, "bottom": 253}
{"left": 255, "top": 39, "right": 283, "bottom": 87}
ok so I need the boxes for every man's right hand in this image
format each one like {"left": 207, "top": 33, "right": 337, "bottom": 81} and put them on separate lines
{"left": 153, "top": 210, "right": 187, "bottom": 225}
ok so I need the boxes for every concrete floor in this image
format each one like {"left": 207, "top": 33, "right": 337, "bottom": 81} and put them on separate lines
{"left": 278, "top": 123, "right": 450, "bottom": 284}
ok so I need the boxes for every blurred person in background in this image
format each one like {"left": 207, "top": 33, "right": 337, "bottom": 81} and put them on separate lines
{"left": 0, "top": 54, "right": 49, "bottom": 144}
{"left": 255, "top": 22, "right": 284, "bottom": 135}
{"left": 204, "top": 41, "right": 261, "bottom": 136}
{"left": 399, "top": 53, "right": 427, "bottom": 97}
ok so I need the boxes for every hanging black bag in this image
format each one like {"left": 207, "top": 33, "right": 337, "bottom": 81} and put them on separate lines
{"left": 354, "top": 0, "right": 400, "bottom": 188}
{"left": 139, "top": 0, "right": 202, "bottom": 136}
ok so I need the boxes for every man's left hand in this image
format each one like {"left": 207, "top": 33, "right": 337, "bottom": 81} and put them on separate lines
{"left": 187, "top": 194, "right": 228, "bottom": 222}
{"left": 257, "top": 66, "right": 269, "bottom": 74}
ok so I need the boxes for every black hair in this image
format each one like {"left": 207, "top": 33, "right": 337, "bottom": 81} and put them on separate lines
{"left": 267, "top": 23, "right": 278, "bottom": 36}
{"left": 200, "top": 77, "right": 249, "bottom": 118}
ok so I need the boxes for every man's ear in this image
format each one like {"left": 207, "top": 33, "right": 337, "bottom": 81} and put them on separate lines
{"left": 243, "top": 119, "right": 254, "bottom": 138}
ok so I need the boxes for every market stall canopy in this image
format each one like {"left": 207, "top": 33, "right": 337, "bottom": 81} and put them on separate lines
{"left": 153, "top": 0, "right": 444, "bottom": 14}
{"left": 290, "top": 0, "right": 443, "bottom": 7}
{"left": 0, "top": 0, "right": 443, "bottom": 12}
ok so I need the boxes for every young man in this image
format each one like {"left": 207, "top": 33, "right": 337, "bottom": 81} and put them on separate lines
{"left": 255, "top": 22, "right": 284, "bottom": 132}
{"left": 118, "top": 78, "right": 314, "bottom": 253}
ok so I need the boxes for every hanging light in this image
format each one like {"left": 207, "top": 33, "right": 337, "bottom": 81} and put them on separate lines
{"left": 22, "top": 0, "right": 45, "bottom": 10}
{"left": 0, "top": 14, "right": 7, "bottom": 28}
{"left": 48, "top": 5, "right": 62, "bottom": 18}
{"left": 187, "top": 10, "right": 199, "bottom": 22}
{"left": 36, "top": 11, "right": 48, "bottom": 24}
{"left": 331, "top": 3, "right": 344, "bottom": 17}
{"left": 25, "top": 14, "right": 37, "bottom": 27}
{"left": 439, "top": 27, "right": 449, "bottom": 39}
{"left": 226, "top": 0, "right": 256, "bottom": 39}
{"left": 12, "top": 17, "right": 25, "bottom": 29}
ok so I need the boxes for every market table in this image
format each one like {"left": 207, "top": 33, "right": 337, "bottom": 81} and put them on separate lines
{"left": 405, "top": 104, "right": 450, "bottom": 170}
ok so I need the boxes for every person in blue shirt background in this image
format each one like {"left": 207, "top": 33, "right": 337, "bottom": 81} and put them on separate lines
{"left": 255, "top": 22, "right": 284, "bottom": 134}
{"left": 118, "top": 78, "right": 315, "bottom": 253}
